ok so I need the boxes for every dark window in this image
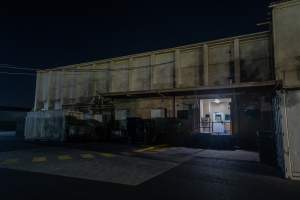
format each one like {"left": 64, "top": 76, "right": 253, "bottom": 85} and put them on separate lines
{"left": 177, "top": 110, "right": 189, "bottom": 119}
{"left": 225, "top": 114, "right": 231, "bottom": 121}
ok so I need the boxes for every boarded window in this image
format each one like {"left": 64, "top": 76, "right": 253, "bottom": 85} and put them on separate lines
{"left": 151, "top": 109, "right": 166, "bottom": 118}
{"left": 115, "top": 109, "right": 128, "bottom": 120}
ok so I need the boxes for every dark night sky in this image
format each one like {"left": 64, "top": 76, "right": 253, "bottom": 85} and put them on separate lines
{"left": 0, "top": 0, "right": 274, "bottom": 108}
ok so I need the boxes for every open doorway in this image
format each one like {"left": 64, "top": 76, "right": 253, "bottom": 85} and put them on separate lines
{"left": 199, "top": 98, "right": 232, "bottom": 135}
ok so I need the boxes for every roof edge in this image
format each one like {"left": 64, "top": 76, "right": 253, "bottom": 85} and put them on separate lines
{"left": 38, "top": 31, "right": 270, "bottom": 72}
{"left": 270, "top": 0, "right": 300, "bottom": 8}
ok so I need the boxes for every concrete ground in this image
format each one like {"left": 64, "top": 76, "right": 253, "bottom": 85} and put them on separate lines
{"left": 0, "top": 135, "right": 300, "bottom": 200}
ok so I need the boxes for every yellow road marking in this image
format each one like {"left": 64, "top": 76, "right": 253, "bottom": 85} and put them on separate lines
{"left": 58, "top": 155, "right": 72, "bottom": 160}
{"left": 155, "top": 144, "right": 169, "bottom": 148}
{"left": 80, "top": 154, "right": 95, "bottom": 159}
{"left": 96, "top": 152, "right": 115, "bottom": 158}
{"left": 134, "top": 146, "right": 156, "bottom": 153}
{"left": 149, "top": 145, "right": 170, "bottom": 152}
{"left": 147, "top": 148, "right": 168, "bottom": 153}
{"left": 32, "top": 156, "right": 47, "bottom": 163}
{"left": 134, "top": 144, "right": 170, "bottom": 153}
{"left": 1, "top": 158, "right": 18, "bottom": 165}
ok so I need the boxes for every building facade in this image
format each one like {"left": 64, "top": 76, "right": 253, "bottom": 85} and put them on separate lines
{"left": 27, "top": 0, "right": 300, "bottom": 179}
{"left": 271, "top": 0, "right": 300, "bottom": 180}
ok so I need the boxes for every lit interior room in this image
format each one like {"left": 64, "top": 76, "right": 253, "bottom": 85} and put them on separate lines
{"left": 199, "top": 98, "right": 232, "bottom": 135}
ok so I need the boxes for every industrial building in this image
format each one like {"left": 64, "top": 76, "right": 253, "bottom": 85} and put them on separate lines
{"left": 25, "top": 0, "right": 300, "bottom": 180}
{"left": 0, "top": 106, "right": 30, "bottom": 139}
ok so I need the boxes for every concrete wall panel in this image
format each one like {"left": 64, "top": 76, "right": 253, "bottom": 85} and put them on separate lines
{"left": 240, "top": 38, "right": 271, "bottom": 82}
{"left": 94, "top": 63, "right": 109, "bottom": 94}
{"left": 76, "top": 67, "right": 93, "bottom": 99}
{"left": 114, "top": 97, "right": 173, "bottom": 119}
{"left": 208, "top": 44, "right": 233, "bottom": 86}
{"left": 51, "top": 71, "right": 62, "bottom": 100}
{"left": 35, "top": 72, "right": 46, "bottom": 110}
{"left": 62, "top": 71, "right": 76, "bottom": 103}
{"left": 111, "top": 60, "right": 129, "bottom": 92}
{"left": 152, "top": 52, "right": 174, "bottom": 89}
{"left": 41, "top": 73, "right": 49, "bottom": 103}
{"left": 131, "top": 56, "right": 151, "bottom": 91}
{"left": 177, "top": 48, "right": 202, "bottom": 88}
{"left": 35, "top": 32, "right": 272, "bottom": 111}
{"left": 285, "top": 90, "right": 300, "bottom": 178}
{"left": 273, "top": 0, "right": 300, "bottom": 87}
{"left": 272, "top": 1, "right": 300, "bottom": 180}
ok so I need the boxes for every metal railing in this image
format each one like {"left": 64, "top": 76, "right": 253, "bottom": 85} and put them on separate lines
{"left": 197, "top": 121, "right": 232, "bottom": 135}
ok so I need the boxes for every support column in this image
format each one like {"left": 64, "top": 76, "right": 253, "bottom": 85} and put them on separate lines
{"left": 231, "top": 93, "right": 240, "bottom": 136}
{"left": 87, "top": 67, "right": 92, "bottom": 99}
{"left": 33, "top": 72, "right": 40, "bottom": 111}
{"left": 70, "top": 71, "right": 75, "bottom": 101}
{"left": 203, "top": 44, "right": 209, "bottom": 86}
{"left": 234, "top": 39, "right": 241, "bottom": 84}
{"left": 92, "top": 64, "right": 97, "bottom": 96}
{"left": 282, "top": 91, "right": 292, "bottom": 179}
{"left": 46, "top": 71, "right": 52, "bottom": 110}
{"left": 128, "top": 58, "right": 134, "bottom": 91}
{"left": 150, "top": 54, "right": 155, "bottom": 90}
{"left": 75, "top": 67, "right": 80, "bottom": 103}
{"left": 173, "top": 96, "right": 176, "bottom": 118}
{"left": 175, "top": 49, "right": 181, "bottom": 88}
{"left": 108, "top": 61, "right": 113, "bottom": 92}
{"left": 60, "top": 70, "right": 65, "bottom": 110}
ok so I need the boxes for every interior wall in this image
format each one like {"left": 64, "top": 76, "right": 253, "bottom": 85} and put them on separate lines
{"left": 200, "top": 99, "right": 231, "bottom": 119}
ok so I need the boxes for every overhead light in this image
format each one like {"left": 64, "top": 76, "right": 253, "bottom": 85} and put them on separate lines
{"left": 214, "top": 99, "right": 220, "bottom": 104}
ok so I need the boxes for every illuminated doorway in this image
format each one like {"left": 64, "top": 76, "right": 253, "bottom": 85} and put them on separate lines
{"left": 199, "top": 98, "right": 232, "bottom": 135}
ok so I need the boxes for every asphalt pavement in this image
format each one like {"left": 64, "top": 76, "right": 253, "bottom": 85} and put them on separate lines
{"left": 0, "top": 134, "right": 300, "bottom": 200}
